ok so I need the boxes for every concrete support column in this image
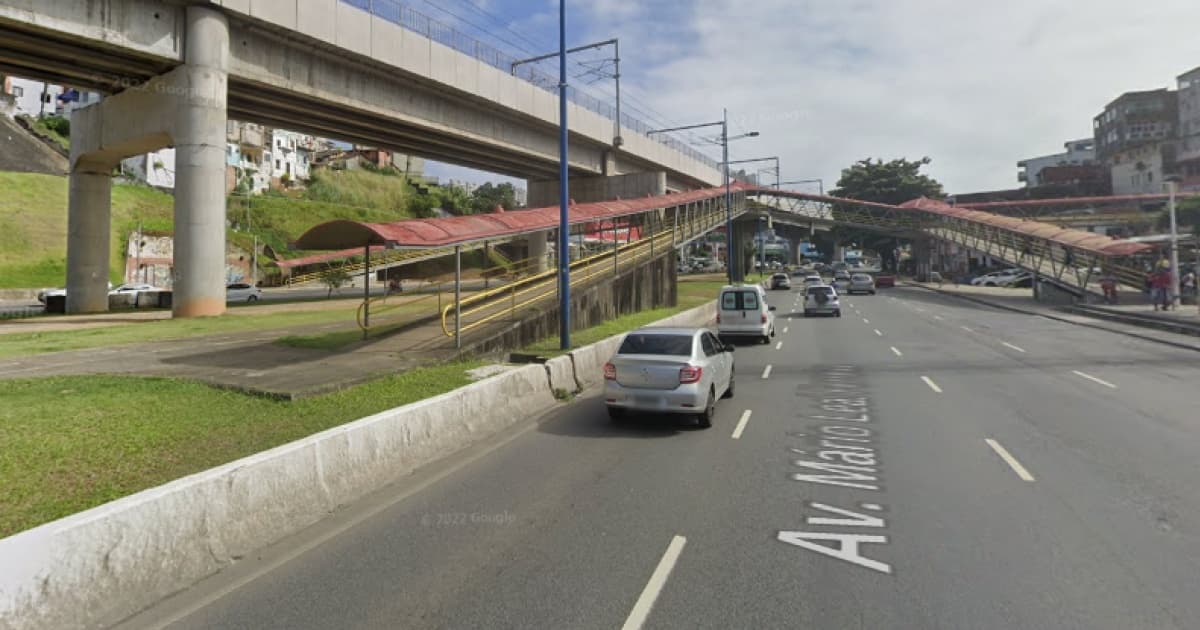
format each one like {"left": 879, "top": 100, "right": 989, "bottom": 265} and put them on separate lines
{"left": 527, "top": 230, "right": 549, "bottom": 273}
{"left": 172, "top": 6, "right": 229, "bottom": 317}
{"left": 65, "top": 170, "right": 112, "bottom": 313}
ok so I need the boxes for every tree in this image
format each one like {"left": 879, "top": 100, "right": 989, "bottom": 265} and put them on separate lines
{"left": 436, "top": 184, "right": 472, "bottom": 215}
{"left": 318, "top": 266, "right": 351, "bottom": 298}
{"left": 469, "top": 182, "right": 518, "bottom": 214}
{"left": 827, "top": 157, "right": 945, "bottom": 270}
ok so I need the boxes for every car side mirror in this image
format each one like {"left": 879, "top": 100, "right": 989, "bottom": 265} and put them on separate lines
{"left": 724, "top": 344, "right": 735, "bottom": 353}
{"left": 768, "top": 305, "right": 777, "bottom": 311}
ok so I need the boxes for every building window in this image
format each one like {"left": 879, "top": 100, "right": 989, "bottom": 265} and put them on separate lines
{"left": 11, "top": 85, "right": 23, "bottom": 97}
{"left": 275, "top": 160, "right": 281, "bottom": 170}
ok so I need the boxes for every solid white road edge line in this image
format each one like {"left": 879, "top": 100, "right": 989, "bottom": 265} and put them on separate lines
{"left": 621, "top": 535, "right": 689, "bottom": 630}
{"left": 920, "top": 375, "right": 943, "bottom": 393}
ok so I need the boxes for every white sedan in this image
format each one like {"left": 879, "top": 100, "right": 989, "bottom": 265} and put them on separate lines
{"left": 226, "top": 282, "right": 263, "bottom": 302}
{"left": 603, "top": 327, "right": 735, "bottom": 428}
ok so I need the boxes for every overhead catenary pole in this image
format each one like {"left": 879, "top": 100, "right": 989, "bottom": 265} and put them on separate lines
{"left": 455, "top": 244, "right": 462, "bottom": 349}
{"left": 557, "top": 0, "right": 571, "bottom": 350}
{"left": 723, "top": 108, "right": 733, "bottom": 283}
{"left": 1167, "top": 175, "right": 1182, "bottom": 309}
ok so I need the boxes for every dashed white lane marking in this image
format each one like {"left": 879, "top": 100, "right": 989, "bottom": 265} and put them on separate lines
{"left": 890, "top": 346, "right": 903, "bottom": 357}
{"left": 1001, "top": 341, "right": 1026, "bottom": 353}
{"left": 621, "top": 535, "right": 688, "bottom": 630}
{"left": 961, "top": 325, "right": 974, "bottom": 333}
{"left": 985, "top": 439, "right": 1036, "bottom": 482}
{"left": 920, "top": 375, "right": 943, "bottom": 393}
{"left": 783, "top": 327, "right": 789, "bottom": 333}
{"left": 732, "top": 409, "right": 752, "bottom": 440}
{"left": 862, "top": 318, "right": 870, "bottom": 324}
{"left": 934, "top": 315, "right": 944, "bottom": 321}
{"left": 1072, "top": 370, "right": 1117, "bottom": 389}
{"left": 874, "top": 329, "right": 883, "bottom": 336}
{"left": 775, "top": 341, "right": 783, "bottom": 350}
{"left": 761, "top": 365, "right": 773, "bottom": 379}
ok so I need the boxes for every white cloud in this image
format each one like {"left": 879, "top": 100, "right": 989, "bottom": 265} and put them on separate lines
{"left": 564, "top": 0, "right": 1200, "bottom": 193}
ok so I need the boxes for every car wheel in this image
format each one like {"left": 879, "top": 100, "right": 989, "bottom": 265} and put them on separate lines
{"left": 835, "top": 310, "right": 842, "bottom": 317}
{"left": 722, "top": 372, "right": 735, "bottom": 399}
{"left": 869, "top": 291, "right": 876, "bottom": 295}
{"left": 247, "top": 295, "right": 259, "bottom": 302}
{"left": 696, "top": 389, "right": 715, "bottom": 428}
{"left": 803, "top": 310, "right": 811, "bottom": 317}
{"left": 607, "top": 406, "right": 625, "bottom": 421}
{"left": 759, "top": 335, "right": 770, "bottom": 344}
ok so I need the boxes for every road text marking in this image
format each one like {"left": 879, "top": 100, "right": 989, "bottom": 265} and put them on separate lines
{"left": 1073, "top": 370, "right": 1117, "bottom": 389}
{"left": 621, "top": 535, "right": 688, "bottom": 630}
{"left": 762, "top": 365, "right": 773, "bottom": 379}
{"left": 985, "top": 439, "right": 1035, "bottom": 481}
{"left": 920, "top": 376, "right": 942, "bottom": 393}
{"left": 890, "top": 346, "right": 903, "bottom": 357}
{"left": 732, "top": 409, "right": 752, "bottom": 439}
{"left": 1001, "top": 342, "right": 1026, "bottom": 353}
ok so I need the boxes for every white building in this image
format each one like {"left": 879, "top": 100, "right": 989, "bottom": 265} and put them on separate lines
{"left": 1016, "top": 138, "right": 1096, "bottom": 187}
{"left": 1109, "top": 141, "right": 1175, "bottom": 195}
{"left": 1177, "top": 66, "right": 1200, "bottom": 190}
{"left": 266, "top": 129, "right": 312, "bottom": 183}
{"left": 120, "top": 148, "right": 177, "bottom": 189}
{"left": 2, "top": 76, "right": 99, "bottom": 118}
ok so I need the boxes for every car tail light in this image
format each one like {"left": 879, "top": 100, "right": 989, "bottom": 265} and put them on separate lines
{"left": 603, "top": 362, "right": 617, "bottom": 380}
{"left": 716, "top": 313, "right": 721, "bottom": 324}
{"left": 761, "top": 313, "right": 768, "bottom": 323}
{"left": 679, "top": 365, "right": 703, "bottom": 384}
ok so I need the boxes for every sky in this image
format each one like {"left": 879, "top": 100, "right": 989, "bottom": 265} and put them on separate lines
{"left": 420, "top": 0, "right": 1200, "bottom": 195}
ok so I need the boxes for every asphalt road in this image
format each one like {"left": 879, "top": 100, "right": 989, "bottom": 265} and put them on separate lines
{"left": 118, "top": 285, "right": 1200, "bottom": 629}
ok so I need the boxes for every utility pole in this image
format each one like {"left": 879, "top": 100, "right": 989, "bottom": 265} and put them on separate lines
{"left": 135, "top": 221, "right": 143, "bottom": 283}
{"left": 1167, "top": 174, "right": 1182, "bottom": 309}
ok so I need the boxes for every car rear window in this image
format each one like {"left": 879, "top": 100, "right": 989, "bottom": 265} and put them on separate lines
{"left": 720, "top": 290, "right": 760, "bottom": 310}
{"left": 807, "top": 286, "right": 834, "bottom": 296}
{"left": 852, "top": 274, "right": 871, "bottom": 281}
{"left": 618, "top": 333, "right": 694, "bottom": 356}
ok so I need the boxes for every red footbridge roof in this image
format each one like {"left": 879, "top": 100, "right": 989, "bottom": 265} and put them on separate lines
{"left": 284, "top": 183, "right": 1152, "bottom": 267}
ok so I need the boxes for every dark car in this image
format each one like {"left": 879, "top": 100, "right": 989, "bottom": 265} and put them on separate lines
{"left": 875, "top": 274, "right": 896, "bottom": 288}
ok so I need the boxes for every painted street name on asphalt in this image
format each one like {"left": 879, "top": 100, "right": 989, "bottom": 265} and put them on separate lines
{"left": 778, "top": 364, "right": 893, "bottom": 575}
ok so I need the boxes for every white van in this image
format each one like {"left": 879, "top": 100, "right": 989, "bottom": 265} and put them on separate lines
{"left": 716, "top": 284, "right": 776, "bottom": 344}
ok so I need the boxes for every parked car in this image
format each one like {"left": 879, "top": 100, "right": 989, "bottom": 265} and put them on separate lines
{"left": 874, "top": 273, "right": 896, "bottom": 288}
{"left": 38, "top": 282, "right": 114, "bottom": 303}
{"left": 971, "top": 269, "right": 1019, "bottom": 286}
{"left": 978, "top": 270, "right": 1024, "bottom": 287}
{"left": 109, "top": 283, "right": 164, "bottom": 296}
{"left": 847, "top": 273, "right": 876, "bottom": 295}
{"left": 226, "top": 282, "right": 263, "bottom": 302}
{"left": 1001, "top": 272, "right": 1033, "bottom": 288}
{"left": 770, "top": 273, "right": 791, "bottom": 290}
{"left": 716, "top": 284, "right": 776, "bottom": 344}
{"left": 603, "top": 327, "right": 735, "bottom": 427}
{"left": 804, "top": 284, "right": 842, "bottom": 317}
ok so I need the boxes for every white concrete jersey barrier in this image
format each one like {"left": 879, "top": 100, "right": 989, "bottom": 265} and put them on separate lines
{"left": 0, "top": 299, "right": 715, "bottom": 630}
{"left": 0, "top": 365, "right": 554, "bottom": 630}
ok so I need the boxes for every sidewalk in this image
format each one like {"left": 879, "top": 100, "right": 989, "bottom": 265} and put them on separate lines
{"left": 902, "top": 280, "right": 1200, "bottom": 353}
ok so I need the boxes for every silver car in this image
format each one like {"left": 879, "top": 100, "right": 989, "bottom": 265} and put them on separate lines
{"left": 847, "top": 273, "right": 876, "bottom": 295}
{"left": 603, "top": 327, "right": 735, "bottom": 428}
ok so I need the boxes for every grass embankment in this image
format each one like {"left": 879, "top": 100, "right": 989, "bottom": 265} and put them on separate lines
{"left": 521, "top": 278, "right": 725, "bottom": 356}
{"left": 0, "top": 169, "right": 420, "bottom": 288}
{"left": 0, "top": 306, "right": 365, "bottom": 359}
{"left": 0, "top": 172, "right": 176, "bottom": 288}
{"left": 0, "top": 361, "right": 485, "bottom": 538}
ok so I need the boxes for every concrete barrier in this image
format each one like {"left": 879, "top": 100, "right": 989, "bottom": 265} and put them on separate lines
{"left": 0, "top": 364, "right": 554, "bottom": 630}
{"left": 544, "top": 355, "right": 579, "bottom": 394}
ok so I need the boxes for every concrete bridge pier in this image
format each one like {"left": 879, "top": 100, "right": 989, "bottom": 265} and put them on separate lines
{"left": 527, "top": 230, "right": 549, "bottom": 273}
{"left": 64, "top": 6, "right": 229, "bottom": 317}
{"left": 171, "top": 7, "right": 230, "bottom": 317}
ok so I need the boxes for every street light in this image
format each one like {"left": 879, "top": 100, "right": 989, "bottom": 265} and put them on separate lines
{"left": 557, "top": 0, "right": 570, "bottom": 350}
{"left": 1166, "top": 174, "right": 1182, "bottom": 309}
{"left": 646, "top": 114, "right": 759, "bottom": 282}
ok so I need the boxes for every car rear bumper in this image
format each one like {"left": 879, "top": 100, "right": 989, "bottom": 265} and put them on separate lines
{"left": 805, "top": 304, "right": 841, "bottom": 313}
{"left": 604, "top": 382, "right": 707, "bottom": 413}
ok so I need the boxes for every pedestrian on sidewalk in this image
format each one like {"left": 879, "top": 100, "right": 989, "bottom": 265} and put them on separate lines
{"left": 1150, "top": 268, "right": 1171, "bottom": 311}
{"left": 1182, "top": 269, "right": 1196, "bottom": 299}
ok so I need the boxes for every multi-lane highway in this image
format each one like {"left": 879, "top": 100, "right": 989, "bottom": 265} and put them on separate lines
{"left": 119, "top": 285, "right": 1200, "bottom": 629}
